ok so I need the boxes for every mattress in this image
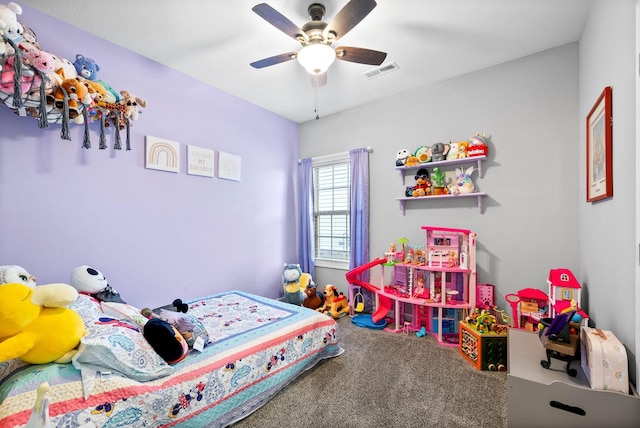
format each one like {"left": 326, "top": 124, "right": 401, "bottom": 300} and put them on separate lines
{"left": 0, "top": 290, "right": 343, "bottom": 427}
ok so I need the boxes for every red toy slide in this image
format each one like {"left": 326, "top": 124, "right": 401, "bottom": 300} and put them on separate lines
{"left": 345, "top": 258, "right": 392, "bottom": 323}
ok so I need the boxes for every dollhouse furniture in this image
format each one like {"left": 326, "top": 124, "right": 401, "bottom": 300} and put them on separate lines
{"left": 516, "top": 287, "right": 549, "bottom": 332}
{"left": 507, "top": 328, "right": 640, "bottom": 426}
{"left": 0, "top": 291, "right": 342, "bottom": 427}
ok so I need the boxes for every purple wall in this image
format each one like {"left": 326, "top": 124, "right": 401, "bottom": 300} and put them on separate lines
{"left": 0, "top": 6, "right": 299, "bottom": 308}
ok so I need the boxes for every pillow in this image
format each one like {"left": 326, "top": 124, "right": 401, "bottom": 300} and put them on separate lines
{"left": 100, "top": 301, "right": 148, "bottom": 328}
{"left": 72, "top": 304, "right": 173, "bottom": 387}
{"left": 68, "top": 293, "right": 104, "bottom": 328}
{"left": 158, "top": 308, "right": 210, "bottom": 348}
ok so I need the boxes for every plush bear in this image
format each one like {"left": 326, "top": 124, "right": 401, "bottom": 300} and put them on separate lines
{"left": 0, "top": 2, "right": 23, "bottom": 56}
{"left": 0, "top": 282, "right": 84, "bottom": 364}
{"left": 282, "top": 263, "right": 306, "bottom": 306}
{"left": 72, "top": 54, "right": 100, "bottom": 81}
{"left": 70, "top": 265, "right": 126, "bottom": 304}
{"left": 0, "top": 264, "right": 36, "bottom": 288}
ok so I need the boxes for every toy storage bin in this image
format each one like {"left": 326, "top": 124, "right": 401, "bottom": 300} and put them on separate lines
{"left": 508, "top": 328, "right": 640, "bottom": 427}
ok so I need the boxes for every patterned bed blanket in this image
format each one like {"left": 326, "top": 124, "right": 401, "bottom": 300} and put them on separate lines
{"left": 0, "top": 291, "right": 343, "bottom": 427}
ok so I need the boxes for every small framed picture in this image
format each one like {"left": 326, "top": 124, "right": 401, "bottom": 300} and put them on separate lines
{"left": 217, "top": 151, "right": 241, "bottom": 182}
{"left": 145, "top": 136, "right": 180, "bottom": 173}
{"left": 586, "top": 86, "right": 613, "bottom": 202}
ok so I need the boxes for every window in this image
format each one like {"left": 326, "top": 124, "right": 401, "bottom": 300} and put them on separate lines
{"left": 313, "top": 156, "right": 350, "bottom": 267}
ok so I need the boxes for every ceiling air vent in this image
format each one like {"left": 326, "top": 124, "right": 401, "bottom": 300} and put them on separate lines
{"left": 364, "top": 61, "right": 399, "bottom": 79}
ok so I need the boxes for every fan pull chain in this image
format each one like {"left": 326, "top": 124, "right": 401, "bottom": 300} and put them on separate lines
{"left": 314, "top": 74, "right": 320, "bottom": 120}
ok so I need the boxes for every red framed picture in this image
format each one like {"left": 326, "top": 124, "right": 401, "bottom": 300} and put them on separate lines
{"left": 586, "top": 86, "right": 613, "bottom": 202}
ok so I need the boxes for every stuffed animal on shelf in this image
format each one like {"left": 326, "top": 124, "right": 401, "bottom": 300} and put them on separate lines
{"left": 395, "top": 148, "right": 410, "bottom": 166}
{"left": 72, "top": 54, "right": 100, "bottom": 81}
{"left": 69, "top": 265, "right": 126, "bottom": 303}
{"left": 414, "top": 145, "right": 431, "bottom": 163}
{"left": 0, "top": 264, "right": 36, "bottom": 288}
{"left": 412, "top": 168, "right": 430, "bottom": 197}
{"left": 428, "top": 142, "right": 450, "bottom": 162}
{"left": 282, "top": 263, "right": 306, "bottom": 306}
{"left": 316, "top": 284, "right": 350, "bottom": 319}
{"left": 451, "top": 166, "right": 476, "bottom": 194}
{"left": 0, "top": 282, "right": 84, "bottom": 364}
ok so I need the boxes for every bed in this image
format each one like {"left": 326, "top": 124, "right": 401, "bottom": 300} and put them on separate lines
{"left": 0, "top": 290, "right": 343, "bottom": 427}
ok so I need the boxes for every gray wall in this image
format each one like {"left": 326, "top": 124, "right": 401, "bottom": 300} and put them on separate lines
{"left": 301, "top": 43, "right": 580, "bottom": 305}
{"left": 578, "top": 0, "right": 638, "bottom": 385}
{"left": 300, "top": 0, "right": 640, "bottom": 387}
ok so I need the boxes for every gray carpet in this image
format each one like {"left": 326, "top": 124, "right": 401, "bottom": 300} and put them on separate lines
{"left": 232, "top": 315, "right": 507, "bottom": 428}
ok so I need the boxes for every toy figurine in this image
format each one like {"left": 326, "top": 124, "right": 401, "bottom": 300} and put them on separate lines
{"left": 395, "top": 149, "right": 410, "bottom": 166}
{"left": 412, "top": 168, "right": 430, "bottom": 197}
{"left": 431, "top": 167, "right": 445, "bottom": 194}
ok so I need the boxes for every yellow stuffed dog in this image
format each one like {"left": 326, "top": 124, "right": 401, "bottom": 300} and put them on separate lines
{"left": 0, "top": 283, "right": 84, "bottom": 364}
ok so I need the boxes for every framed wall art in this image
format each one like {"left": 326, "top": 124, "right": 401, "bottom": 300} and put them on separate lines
{"left": 145, "top": 136, "right": 180, "bottom": 173}
{"left": 585, "top": 86, "right": 612, "bottom": 202}
{"left": 217, "top": 151, "right": 241, "bottom": 182}
{"left": 187, "top": 145, "right": 215, "bottom": 177}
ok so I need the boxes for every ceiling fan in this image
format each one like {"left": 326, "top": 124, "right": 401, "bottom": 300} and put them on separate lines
{"left": 250, "top": 0, "right": 387, "bottom": 86}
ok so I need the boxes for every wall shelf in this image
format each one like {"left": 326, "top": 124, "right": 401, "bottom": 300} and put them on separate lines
{"left": 396, "top": 155, "right": 487, "bottom": 185}
{"left": 396, "top": 192, "right": 487, "bottom": 214}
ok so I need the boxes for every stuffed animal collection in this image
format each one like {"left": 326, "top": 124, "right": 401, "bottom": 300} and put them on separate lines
{"left": 0, "top": 2, "right": 147, "bottom": 148}
{"left": 394, "top": 134, "right": 489, "bottom": 167}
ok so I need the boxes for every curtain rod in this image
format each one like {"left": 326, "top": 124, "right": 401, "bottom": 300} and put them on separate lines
{"left": 298, "top": 146, "right": 372, "bottom": 164}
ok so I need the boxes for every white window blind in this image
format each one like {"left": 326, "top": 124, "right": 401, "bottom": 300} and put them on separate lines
{"left": 313, "top": 159, "right": 350, "bottom": 264}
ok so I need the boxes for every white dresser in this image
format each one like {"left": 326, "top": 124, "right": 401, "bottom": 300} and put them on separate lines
{"left": 507, "top": 328, "right": 640, "bottom": 427}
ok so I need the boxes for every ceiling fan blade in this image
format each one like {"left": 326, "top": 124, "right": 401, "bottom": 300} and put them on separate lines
{"left": 335, "top": 46, "right": 387, "bottom": 65}
{"left": 252, "top": 3, "right": 308, "bottom": 42}
{"left": 250, "top": 52, "right": 297, "bottom": 69}
{"left": 310, "top": 72, "right": 327, "bottom": 88}
{"left": 324, "top": 0, "right": 377, "bottom": 42}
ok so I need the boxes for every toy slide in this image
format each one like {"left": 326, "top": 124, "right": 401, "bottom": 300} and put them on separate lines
{"left": 371, "top": 295, "right": 392, "bottom": 324}
{"left": 345, "top": 258, "right": 393, "bottom": 323}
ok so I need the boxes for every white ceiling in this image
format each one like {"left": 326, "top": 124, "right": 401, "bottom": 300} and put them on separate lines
{"left": 18, "top": 0, "right": 590, "bottom": 123}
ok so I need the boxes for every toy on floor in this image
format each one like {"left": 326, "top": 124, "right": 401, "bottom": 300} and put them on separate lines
{"left": 0, "top": 264, "right": 37, "bottom": 288}
{"left": 70, "top": 265, "right": 126, "bottom": 303}
{"left": 0, "top": 282, "right": 84, "bottom": 364}
{"left": 303, "top": 281, "right": 324, "bottom": 310}
{"left": 317, "top": 284, "right": 350, "bottom": 319}
{"left": 282, "top": 263, "right": 307, "bottom": 306}
{"left": 352, "top": 291, "right": 365, "bottom": 313}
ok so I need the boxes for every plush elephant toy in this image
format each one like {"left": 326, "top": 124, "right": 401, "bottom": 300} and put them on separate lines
{"left": 429, "top": 142, "right": 450, "bottom": 162}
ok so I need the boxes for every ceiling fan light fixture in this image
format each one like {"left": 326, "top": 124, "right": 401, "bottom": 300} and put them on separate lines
{"left": 297, "top": 44, "right": 336, "bottom": 74}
